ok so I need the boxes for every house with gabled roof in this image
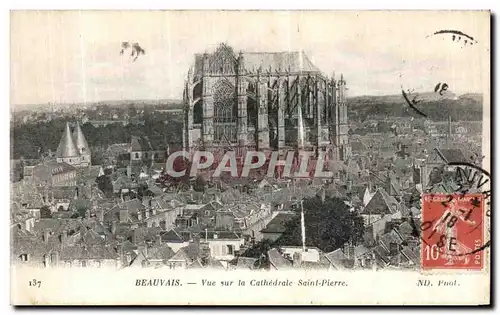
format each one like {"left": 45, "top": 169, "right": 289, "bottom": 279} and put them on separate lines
{"left": 269, "top": 246, "right": 333, "bottom": 270}
{"left": 422, "top": 147, "right": 467, "bottom": 187}
{"left": 160, "top": 229, "right": 191, "bottom": 252}
{"left": 129, "top": 243, "right": 176, "bottom": 268}
{"left": 12, "top": 218, "right": 120, "bottom": 268}
{"left": 360, "top": 187, "right": 402, "bottom": 225}
{"left": 201, "top": 230, "right": 244, "bottom": 261}
{"left": 260, "top": 211, "right": 296, "bottom": 242}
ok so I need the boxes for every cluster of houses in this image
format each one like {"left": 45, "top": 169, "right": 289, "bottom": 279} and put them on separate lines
{"left": 11, "top": 118, "right": 478, "bottom": 271}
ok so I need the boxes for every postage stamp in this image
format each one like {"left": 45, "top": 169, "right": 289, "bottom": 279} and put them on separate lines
{"left": 421, "top": 193, "right": 484, "bottom": 270}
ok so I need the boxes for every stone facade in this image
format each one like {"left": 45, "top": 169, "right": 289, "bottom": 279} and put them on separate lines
{"left": 183, "top": 43, "right": 351, "bottom": 161}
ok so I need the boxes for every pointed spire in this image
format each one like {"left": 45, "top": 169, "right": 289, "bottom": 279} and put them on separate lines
{"left": 56, "top": 122, "right": 79, "bottom": 158}
{"left": 98, "top": 166, "right": 105, "bottom": 177}
{"left": 72, "top": 122, "right": 90, "bottom": 155}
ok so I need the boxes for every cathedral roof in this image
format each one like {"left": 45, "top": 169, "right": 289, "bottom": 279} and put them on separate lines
{"left": 72, "top": 122, "right": 90, "bottom": 153}
{"left": 56, "top": 123, "right": 79, "bottom": 158}
{"left": 241, "top": 51, "right": 320, "bottom": 73}
{"left": 193, "top": 44, "right": 321, "bottom": 76}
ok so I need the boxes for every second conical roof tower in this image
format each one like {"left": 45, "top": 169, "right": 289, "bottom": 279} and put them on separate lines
{"left": 72, "top": 122, "right": 90, "bottom": 154}
{"left": 56, "top": 122, "right": 79, "bottom": 158}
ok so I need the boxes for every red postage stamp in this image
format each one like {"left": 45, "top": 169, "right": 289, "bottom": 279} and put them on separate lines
{"left": 421, "top": 193, "right": 485, "bottom": 270}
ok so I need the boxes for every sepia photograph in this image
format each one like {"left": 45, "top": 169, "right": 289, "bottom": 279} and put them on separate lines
{"left": 9, "top": 10, "right": 491, "bottom": 305}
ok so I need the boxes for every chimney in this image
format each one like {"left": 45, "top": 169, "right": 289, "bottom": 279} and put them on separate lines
{"left": 371, "top": 252, "right": 377, "bottom": 271}
{"left": 292, "top": 252, "right": 302, "bottom": 267}
{"left": 131, "top": 230, "right": 138, "bottom": 244}
{"left": 157, "top": 234, "right": 162, "bottom": 245}
{"left": 346, "top": 180, "right": 353, "bottom": 192}
{"left": 111, "top": 221, "right": 117, "bottom": 234}
{"left": 321, "top": 188, "right": 326, "bottom": 203}
{"left": 61, "top": 230, "right": 68, "bottom": 245}
{"left": 43, "top": 230, "right": 50, "bottom": 243}
{"left": 389, "top": 242, "right": 399, "bottom": 256}
{"left": 448, "top": 116, "right": 452, "bottom": 139}
{"left": 343, "top": 242, "right": 354, "bottom": 260}
{"left": 97, "top": 210, "right": 104, "bottom": 223}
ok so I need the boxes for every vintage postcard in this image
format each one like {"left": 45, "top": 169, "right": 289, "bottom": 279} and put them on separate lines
{"left": 10, "top": 10, "right": 491, "bottom": 305}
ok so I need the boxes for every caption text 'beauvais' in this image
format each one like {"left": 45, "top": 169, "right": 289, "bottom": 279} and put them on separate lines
{"left": 135, "top": 278, "right": 347, "bottom": 287}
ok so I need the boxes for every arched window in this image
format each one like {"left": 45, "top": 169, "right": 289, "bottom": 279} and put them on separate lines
{"left": 193, "top": 102, "right": 203, "bottom": 124}
{"left": 214, "top": 80, "right": 236, "bottom": 123}
{"left": 135, "top": 153, "right": 139, "bottom": 159}
{"left": 213, "top": 80, "right": 236, "bottom": 143}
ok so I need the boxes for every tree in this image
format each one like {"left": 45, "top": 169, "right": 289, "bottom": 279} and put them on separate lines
{"left": 96, "top": 175, "right": 114, "bottom": 197}
{"left": 275, "top": 196, "right": 365, "bottom": 253}
{"left": 242, "top": 239, "right": 274, "bottom": 259}
{"left": 40, "top": 206, "right": 52, "bottom": 218}
{"left": 193, "top": 175, "right": 206, "bottom": 192}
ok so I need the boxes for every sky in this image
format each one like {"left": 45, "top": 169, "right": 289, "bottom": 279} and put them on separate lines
{"left": 10, "top": 10, "right": 490, "bottom": 106}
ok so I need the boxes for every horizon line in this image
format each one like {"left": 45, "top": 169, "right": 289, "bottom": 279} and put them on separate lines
{"left": 11, "top": 91, "right": 484, "bottom": 110}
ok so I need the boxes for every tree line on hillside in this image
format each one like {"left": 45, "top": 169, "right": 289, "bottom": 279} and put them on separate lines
{"left": 11, "top": 115, "right": 183, "bottom": 160}
{"left": 348, "top": 96, "right": 483, "bottom": 122}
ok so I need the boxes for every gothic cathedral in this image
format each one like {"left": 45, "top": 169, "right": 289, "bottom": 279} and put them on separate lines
{"left": 183, "top": 43, "right": 351, "bottom": 161}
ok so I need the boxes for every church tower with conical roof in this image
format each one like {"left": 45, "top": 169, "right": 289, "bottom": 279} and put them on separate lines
{"left": 55, "top": 122, "right": 91, "bottom": 168}
{"left": 72, "top": 122, "right": 91, "bottom": 167}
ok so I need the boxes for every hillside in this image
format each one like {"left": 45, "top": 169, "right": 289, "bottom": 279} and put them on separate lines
{"left": 12, "top": 98, "right": 184, "bottom": 112}
{"left": 347, "top": 93, "right": 483, "bottom": 122}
